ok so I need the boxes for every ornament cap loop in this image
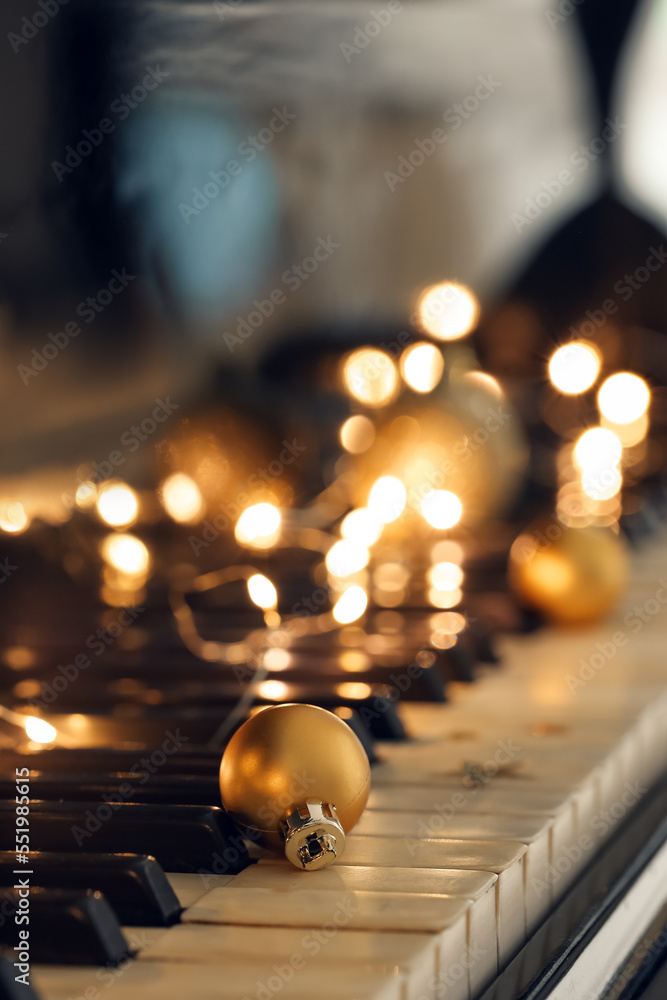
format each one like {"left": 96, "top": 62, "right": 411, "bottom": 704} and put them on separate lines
{"left": 282, "top": 800, "right": 344, "bottom": 870}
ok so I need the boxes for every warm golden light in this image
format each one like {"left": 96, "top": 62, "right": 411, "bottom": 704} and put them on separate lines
{"left": 75, "top": 481, "right": 97, "bottom": 510}
{"left": 367, "top": 476, "right": 406, "bottom": 523}
{"left": 431, "top": 611, "right": 466, "bottom": 634}
{"left": 235, "top": 503, "right": 281, "bottom": 549}
{"left": 333, "top": 585, "right": 368, "bottom": 624}
{"left": 428, "top": 587, "right": 463, "bottom": 609}
{"left": 601, "top": 414, "right": 649, "bottom": 448}
{"left": 340, "top": 508, "right": 382, "bottom": 546}
{"left": 400, "top": 343, "right": 445, "bottom": 393}
{"left": 416, "top": 282, "right": 480, "bottom": 341}
{"left": 597, "top": 372, "right": 650, "bottom": 424}
{"left": 25, "top": 716, "right": 57, "bottom": 744}
{"left": 101, "top": 533, "right": 151, "bottom": 576}
{"left": 96, "top": 482, "right": 139, "bottom": 528}
{"left": 257, "top": 680, "right": 289, "bottom": 701}
{"left": 574, "top": 428, "right": 623, "bottom": 474}
{"left": 0, "top": 501, "right": 29, "bottom": 534}
{"left": 326, "top": 540, "right": 370, "bottom": 578}
{"left": 428, "top": 562, "right": 464, "bottom": 590}
{"left": 421, "top": 490, "right": 462, "bottom": 529}
{"left": 334, "top": 681, "right": 373, "bottom": 700}
{"left": 431, "top": 540, "right": 464, "bottom": 564}
{"left": 247, "top": 574, "right": 278, "bottom": 610}
{"left": 463, "top": 371, "right": 504, "bottom": 398}
{"left": 340, "top": 415, "right": 376, "bottom": 454}
{"left": 548, "top": 342, "right": 600, "bottom": 394}
{"left": 161, "top": 473, "right": 205, "bottom": 523}
{"left": 342, "top": 348, "right": 399, "bottom": 408}
{"left": 263, "top": 648, "right": 291, "bottom": 670}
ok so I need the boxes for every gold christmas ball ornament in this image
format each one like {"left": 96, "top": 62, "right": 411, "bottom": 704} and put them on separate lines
{"left": 219, "top": 704, "right": 371, "bottom": 870}
{"left": 508, "top": 521, "right": 628, "bottom": 625}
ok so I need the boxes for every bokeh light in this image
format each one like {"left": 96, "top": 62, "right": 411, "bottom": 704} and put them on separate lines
{"left": 421, "top": 490, "right": 462, "bottom": 529}
{"left": 25, "top": 716, "right": 57, "bottom": 744}
{"left": 332, "top": 585, "right": 368, "bottom": 624}
{"left": 574, "top": 428, "right": 623, "bottom": 474}
{"left": 340, "top": 415, "right": 376, "bottom": 454}
{"left": 597, "top": 372, "right": 650, "bottom": 424}
{"left": 416, "top": 282, "right": 480, "bottom": 341}
{"left": 247, "top": 574, "right": 278, "bottom": 609}
{"left": 548, "top": 342, "right": 600, "bottom": 394}
{"left": 161, "top": 473, "right": 205, "bottom": 523}
{"left": 0, "top": 501, "right": 29, "bottom": 534}
{"left": 235, "top": 503, "right": 281, "bottom": 549}
{"left": 325, "top": 540, "right": 370, "bottom": 577}
{"left": 342, "top": 348, "right": 399, "bottom": 407}
{"left": 96, "top": 482, "right": 139, "bottom": 528}
{"left": 340, "top": 508, "right": 383, "bottom": 546}
{"left": 400, "top": 343, "right": 444, "bottom": 393}
{"left": 427, "top": 562, "right": 464, "bottom": 590}
{"left": 367, "top": 476, "right": 407, "bottom": 523}
{"left": 101, "top": 533, "right": 151, "bottom": 576}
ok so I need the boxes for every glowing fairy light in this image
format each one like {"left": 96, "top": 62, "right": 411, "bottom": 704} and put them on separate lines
{"left": 574, "top": 428, "right": 623, "bottom": 475}
{"left": 247, "top": 574, "right": 278, "bottom": 610}
{"left": 96, "top": 482, "right": 139, "bottom": 528}
{"left": 25, "top": 716, "right": 57, "bottom": 744}
{"left": 342, "top": 348, "right": 399, "bottom": 407}
{"left": 235, "top": 503, "right": 281, "bottom": 549}
{"left": 257, "top": 680, "right": 289, "bottom": 701}
{"left": 340, "top": 415, "right": 376, "bottom": 454}
{"left": 75, "top": 481, "right": 97, "bottom": 510}
{"left": 400, "top": 343, "right": 444, "bottom": 393}
{"left": 416, "top": 282, "right": 480, "bottom": 341}
{"left": 333, "top": 585, "right": 368, "bottom": 624}
{"left": 325, "top": 540, "right": 370, "bottom": 578}
{"left": 0, "top": 501, "right": 29, "bottom": 534}
{"left": 101, "top": 533, "right": 150, "bottom": 576}
{"left": 367, "top": 476, "right": 406, "bottom": 524}
{"left": 340, "top": 508, "right": 382, "bottom": 546}
{"left": 334, "top": 682, "right": 372, "bottom": 700}
{"left": 421, "top": 490, "right": 462, "bottom": 529}
{"left": 161, "top": 473, "right": 205, "bottom": 523}
{"left": 548, "top": 342, "right": 600, "bottom": 395}
{"left": 597, "top": 373, "right": 650, "bottom": 424}
{"left": 428, "top": 562, "right": 464, "bottom": 590}
{"left": 581, "top": 465, "right": 622, "bottom": 501}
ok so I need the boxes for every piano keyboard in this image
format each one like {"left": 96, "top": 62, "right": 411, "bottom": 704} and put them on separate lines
{"left": 3, "top": 530, "right": 667, "bottom": 1000}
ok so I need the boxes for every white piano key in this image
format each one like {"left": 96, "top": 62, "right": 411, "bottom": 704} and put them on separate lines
{"left": 352, "top": 810, "right": 552, "bottom": 928}
{"left": 338, "top": 835, "right": 527, "bottom": 966}
{"left": 182, "top": 887, "right": 470, "bottom": 1000}
{"left": 139, "top": 922, "right": 439, "bottom": 1000}
{"left": 166, "top": 873, "right": 235, "bottom": 909}
{"left": 226, "top": 859, "right": 499, "bottom": 995}
{"left": 32, "top": 962, "right": 403, "bottom": 1000}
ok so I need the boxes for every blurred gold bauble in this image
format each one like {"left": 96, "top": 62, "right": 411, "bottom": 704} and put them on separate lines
{"left": 219, "top": 703, "right": 370, "bottom": 870}
{"left": 508, "top": 522, "right": 628, "bottom": 625}
{"left": 347, "top": 368, "right": 528, "bottom": 527}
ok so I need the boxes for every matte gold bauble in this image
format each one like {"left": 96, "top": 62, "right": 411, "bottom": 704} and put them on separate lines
{"left": 508, "top": 522, "right": 628, "bottom": 625}
{"left": 219, "top": 704, "right": 370, "bottom": 870}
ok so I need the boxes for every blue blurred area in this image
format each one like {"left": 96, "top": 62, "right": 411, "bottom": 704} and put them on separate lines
{"left": 116, "top": 99, "right": 280, "bottom": 326}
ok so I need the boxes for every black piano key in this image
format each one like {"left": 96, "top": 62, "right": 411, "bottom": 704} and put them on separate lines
{"left": 0, "top": 889, "right": 130, "bottom": 966}
{"left": 356, "top": 696, "right": 406, "bottom": 741}
{"left": 0, "top": 954, "right": 40, "bottom": 1000}
{"left": 0, "top": 747, "right": 222, "bottom": 777}
{"left": 0, "top": 802, "right": 249, "bottom": 874}
{"left": 333, "top": 708, "right": 377, "bottom": 764}
{"left": 0, "top": 773, "right": 221, "bottom": 807}
{"left": 0, "top": 852, "right": 180, "bottom": 926}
